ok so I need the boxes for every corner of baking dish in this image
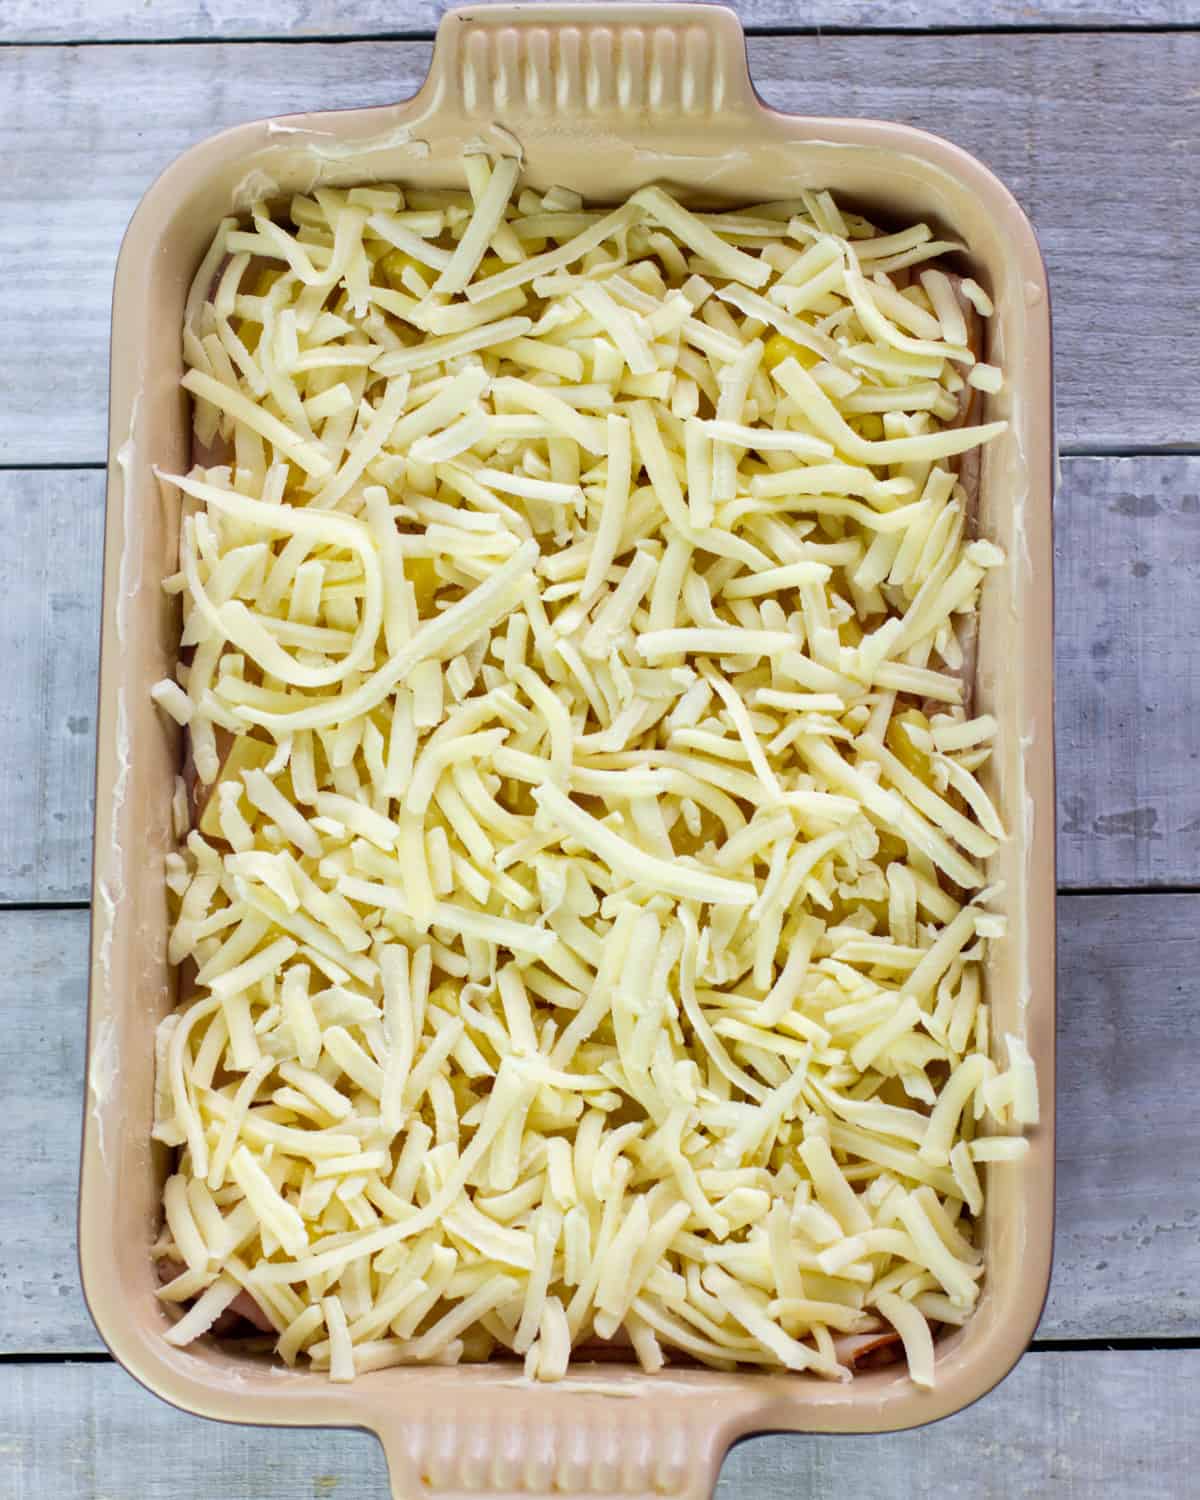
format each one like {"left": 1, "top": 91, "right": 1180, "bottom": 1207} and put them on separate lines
{"left": 82, "top": 5, "right": 1055, "bottom": 1494}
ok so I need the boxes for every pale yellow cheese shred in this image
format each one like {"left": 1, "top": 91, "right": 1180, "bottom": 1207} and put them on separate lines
{"left": 151, "top": 161, "right": 1034, "bottom": 1392}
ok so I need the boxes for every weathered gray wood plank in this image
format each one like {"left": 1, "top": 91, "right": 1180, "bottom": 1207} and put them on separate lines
{"left": 4, "top": 457, "right": 1196, "bottom": 903}
{"left": 0, "top": 470, "right": 101, "bottom": 905}
{"left": 4, "top": 895, "right": 1197, "bottom": 1356}
{"left": 1055, "top": 457, "right": 1200, "bottom": 889}
{"left": 3, "top": 0, "right": 1196, "bottom": 43}
{"left": 0, "top": 910, "right": 97, "bottom": 1354}
{"left": 1, "top": 34, "right": 1198, "bottom": 465}
{"left": 0, "top": 1350, "right": 1194, "bottom": 1499}
{"left": 1053, "top": 895, "right": 1200, "bottom": 1335}
{"left": 0, "top": 470, "right": 102, "bottom": 905}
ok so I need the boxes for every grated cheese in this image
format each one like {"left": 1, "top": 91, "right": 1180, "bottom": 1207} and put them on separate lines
{"left": 152, "top": 158, "right": 1034, "bottom": 1393}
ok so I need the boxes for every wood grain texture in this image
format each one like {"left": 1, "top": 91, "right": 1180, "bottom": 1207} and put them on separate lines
{"left": 3, "top": 0, "right": 1197, "bottom": 43}
{"left": 1, "top": 1350, "right": 1196, "bottom": 1499}
{"left": 1056, "top": 457, "right": 1200, "bottom": 889}
{"left": 0, "top": 470, "right": 102, "bottom": 905}
{"left": 1, "top": 33, "right": 1199, "bottom": 464}
{"left": 5, "top": 895, "right": 1198, "bottom": 1356}
{"left": 0, "top": 910, "right": 98, "bottom": 1355}
{"left": 4, "top": 457, "right": 1196, "bottom": 903}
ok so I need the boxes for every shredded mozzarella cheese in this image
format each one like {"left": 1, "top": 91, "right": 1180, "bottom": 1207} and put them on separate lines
{"left": 153, "top": 161, "right": 1034, "bottom": 1391}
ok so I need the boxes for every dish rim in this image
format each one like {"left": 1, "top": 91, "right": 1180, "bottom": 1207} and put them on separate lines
{"left": 80, "top": 6, "right": 1056, "bottom": 1492}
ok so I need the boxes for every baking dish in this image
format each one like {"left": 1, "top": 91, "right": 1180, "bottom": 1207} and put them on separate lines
{"left": 81, "top": 5, "right": 1055, "bottom": 1494}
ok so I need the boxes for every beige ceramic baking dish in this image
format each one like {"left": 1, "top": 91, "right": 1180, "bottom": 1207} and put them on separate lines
{"left": 81, "top": 5, "right": 1055, "bottom": 1494}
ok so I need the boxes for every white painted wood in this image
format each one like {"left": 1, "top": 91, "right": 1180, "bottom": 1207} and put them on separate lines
{"left": 0, "top": 910, "right": 99, "bottom": 1355}
{"left": 1, "top": 7, "right": 1193, "bottom": 1494}
{"left": 2, "top": 0, "right": 1195, "bottom": 43}
{"left": 5, "top": 457, "right": 1195, "bottom": 902}
{"left": 1052, "top": 894, "right": 1200, "bottom": 1340}
{"left": 4, "top": 895, "right": 1197, "bottom": 1355}
{"left": 1, "top": 34, "right": 1197, "bottom": 464}
{"left": 1, "top": 1351, "right": 1194, "bottom": 1499}
{"left": 0, "top": 470, "right": 102, "bottom": 904}
{"left": 1055, "top": 457, "right": 1200, "bottom": 889}
{"left": 721, "top": 1352, "right": 1200, "bottom": 1500}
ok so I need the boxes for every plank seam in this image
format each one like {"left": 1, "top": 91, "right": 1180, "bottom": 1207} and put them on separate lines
{"left": 1059, "top": 444, "right": 1200, "bottom": 458}
{"left": 2, "top": 24, "right": 1200, "bottom": 49}
{"left": 1055, "top": 885, "right": 1200, "bottom": 897}
{"left": 9, "top": 888, "right": 1200, "bottom": 915}
{"left": 1030, "top": 1337, "right": 1200, "bottom": 1352}
{"left": 0, "top": 1352, "right": 115, "bottom": 1365}
{"left": 4, "top": 1338, "right": 1200, "bottom": 1366}
{"left": 4, "top": 450, "right": 1195, "bottom": 477}
{"left": 0, "top": 901, "right": 91, "bottom": 914}
{"left": 0, "top": 463, "right": 106, "bottom": 473}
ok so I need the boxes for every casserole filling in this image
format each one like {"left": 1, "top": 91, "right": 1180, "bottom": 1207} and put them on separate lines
{"left": 150, "top": 159, "right": 1036, "bottom": 1386}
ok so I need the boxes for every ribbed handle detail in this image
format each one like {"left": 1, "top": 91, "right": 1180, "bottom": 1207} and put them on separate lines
{"left": 373, "top": 1386, "right": 749, "bottom": 1499}
{"left": 429, "top": 4, "right": 756, "bottom": 121}
{"left": 373, "top": 14, "right": 762, "bottom": 1493}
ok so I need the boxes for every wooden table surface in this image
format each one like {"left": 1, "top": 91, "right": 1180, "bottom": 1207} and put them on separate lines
{"left": 2, "top": 2, "right": 1198, "bottom": 1495}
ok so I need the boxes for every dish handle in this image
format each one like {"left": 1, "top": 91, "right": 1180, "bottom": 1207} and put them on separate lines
{"left": 420, "top": 2, "right": 759, "bottom": 124}
{"left": 371, "top": 1384, "right": 762, "bottom": 1499}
